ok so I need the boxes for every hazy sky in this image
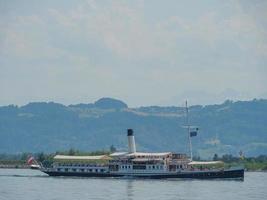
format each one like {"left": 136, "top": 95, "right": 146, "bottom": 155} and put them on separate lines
{"left": 0, "top": 0, "right": 266, "bottom": 107}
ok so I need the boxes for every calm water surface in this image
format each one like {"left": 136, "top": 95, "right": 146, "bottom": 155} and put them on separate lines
{"left": 0, "top": 169, "right": 266, "bottom": 200}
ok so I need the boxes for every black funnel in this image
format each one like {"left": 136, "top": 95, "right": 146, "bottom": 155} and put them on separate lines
{"left": 127, "top": 129, "right": 133, "bottom": 136}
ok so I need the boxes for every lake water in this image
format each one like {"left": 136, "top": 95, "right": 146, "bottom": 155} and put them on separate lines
{"left": 0, "top": 169, "right": 266, "bottom": 200}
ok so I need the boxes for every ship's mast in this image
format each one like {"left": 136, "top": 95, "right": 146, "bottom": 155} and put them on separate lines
{"left": 185, "top": 101, "right": 193, "bottom": 161}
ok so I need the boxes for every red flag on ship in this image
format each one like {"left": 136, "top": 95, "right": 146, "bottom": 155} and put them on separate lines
{"left": 27, "top": 156, "right": 35, "bottom": 165}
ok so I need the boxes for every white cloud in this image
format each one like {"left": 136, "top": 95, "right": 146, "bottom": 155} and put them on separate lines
{"left": 0, "top": 0, "right": 266, "bottom": 106}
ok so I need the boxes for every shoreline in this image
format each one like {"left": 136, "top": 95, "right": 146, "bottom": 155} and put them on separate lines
{"left": 0, "top": 164, "right": 30, "bottom": 169}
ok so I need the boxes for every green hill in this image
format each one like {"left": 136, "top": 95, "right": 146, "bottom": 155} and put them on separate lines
{"left": 0, "top": 98, "right": 266, "bottom": 159}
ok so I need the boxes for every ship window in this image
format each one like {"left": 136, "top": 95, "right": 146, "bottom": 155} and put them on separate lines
{"left": 57, "top": 168, "right": 61, "bottom": 171}
{"left": 65, "top": 168, "right": 68, "bottom": 172}
{"left": 152, "top": 166, "right": 155, "bottom": 169}
{"left": 89, "top": 169, "right": 92, "bottom": 172}
{"left": 100, "top": 169, "right": 104, "bottom": 172}
{"left": 80, "top": 169, "right": 84, "bottom": 172}
{"left": 133, "top": 165, "right": 146, "bottom": 170}
{"left": 72, "top": 169, "right": 76, "bottom": 172}
{"left": 95, "top": 169, "right": 98, "bottom": 172}
{"left": 160, "top": 166, "right": 163, "bottom": 169}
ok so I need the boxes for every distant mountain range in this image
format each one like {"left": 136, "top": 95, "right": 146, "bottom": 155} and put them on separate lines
{"left": 0, "top": 98, "right": 267, "bottom": 159}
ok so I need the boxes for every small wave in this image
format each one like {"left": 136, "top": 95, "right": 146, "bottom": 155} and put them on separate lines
{"left": 0, "top": 174, "right": 48, "bottom": 178}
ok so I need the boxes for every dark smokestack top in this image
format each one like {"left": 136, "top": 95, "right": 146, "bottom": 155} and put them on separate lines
{"left": 127, "top": 129, "right": 133, "bottom": 136}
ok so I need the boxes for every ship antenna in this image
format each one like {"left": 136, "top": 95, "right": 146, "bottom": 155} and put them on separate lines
{"left": 186, "top": 101, "right": 193, "bottom": 161}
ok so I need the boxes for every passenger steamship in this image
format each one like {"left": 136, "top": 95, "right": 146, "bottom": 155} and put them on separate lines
{"left": 40, "top": 127, "right": 244, "bottom": 179}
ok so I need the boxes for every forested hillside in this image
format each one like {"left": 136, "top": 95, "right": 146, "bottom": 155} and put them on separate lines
{"left": 0, "top": 98, "right": 266, "bottom": 158}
